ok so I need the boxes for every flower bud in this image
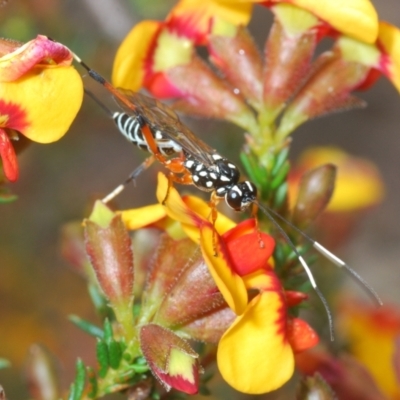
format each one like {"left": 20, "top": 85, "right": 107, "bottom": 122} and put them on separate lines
{"left": 262, "top": 17, "right": 317, "bottom": 124}
{"left": 24, "top": 344, "right": 60, "bottom": 400}
{"left": 154, "top": 247, "right": 230, "bottom": 336}
{"left": 141, "top": 235, "right": 198, "bottom": 319}
{"left": 166, "top": 56, "right": 258, "bottom": 132}
{"left": 209, "top": 24, "right": 263, "bottom": 110}
{"left": 84, "top": 201, "right": 134, "bottom": 337}
{"left": 140, "top": 324, "right": 200, "bottom": 394}
{"left": 292, "top": 164, "right": 337, "bottom": 228}
{"left": 277, "top": 53, "right": 369, "bottom": 138}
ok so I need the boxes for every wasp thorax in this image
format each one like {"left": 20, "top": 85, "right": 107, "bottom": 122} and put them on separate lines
{"left": 226, "top": 181, "right": 257, "bottom": 211}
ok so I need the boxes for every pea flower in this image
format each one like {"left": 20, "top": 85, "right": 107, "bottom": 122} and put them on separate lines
{"left": 111, "top": 0, "right": 400, "bottom": 145}
{"left": 297, "top": 300, "right": 400, "bottom": 399}
{"left": 119, "top": 173, "right": 319, "bottom": 394}
{"left": 338, "top": 300, "right": 400, "bottom": 399}
{"left": 0, "top": 35, "right": 83, "bottom": 182}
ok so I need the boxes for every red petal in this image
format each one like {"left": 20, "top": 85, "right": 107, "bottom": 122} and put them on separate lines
{"left": 0, "top": 128, "right": 18, "bottom": 181}
{"left": 287, "top": 317, "right": 319, "bottom": 353}
{"left": 0, "top": 100, "right": 29, "bottom": 132}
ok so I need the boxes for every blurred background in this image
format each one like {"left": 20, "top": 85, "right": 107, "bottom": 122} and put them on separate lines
{"left": 0, "top": 0, "right": 399, "bottom": 397}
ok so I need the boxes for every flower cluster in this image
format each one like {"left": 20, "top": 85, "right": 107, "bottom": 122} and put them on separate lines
{"left": 1, "top": 0, "right": 398, "bottom": 398}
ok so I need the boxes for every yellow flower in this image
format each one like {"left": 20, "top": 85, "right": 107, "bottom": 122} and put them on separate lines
{"left": 339, "top": 300, "right": 400, "bottom": 399}
{"left": 120, "top": 173, "right": 319, "bottom": 394}
{"left": 0, "top": 35, "right": 83, "bottom": 181}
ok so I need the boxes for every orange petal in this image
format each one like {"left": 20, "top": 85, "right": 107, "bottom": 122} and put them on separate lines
{"left": 378, "top": 21, "right": 400, "bottom": 93}
{"left": 0, "top": 35, "right": 72, "bottom": 82}
{"left": 0, "top": 128, "right": 18, "bottom": 181}
{"left": 287, "top": 317, "right": 319, "bottom": 352}
{"left": 112, "top": 20, "right": 162, "bottom": 90}
{"left": 217, "top": 290, "right": 294, "bottom": 394}
{"left": 223, "top": 219, "right": 275, "bottom": 276}
{"left": 200, "top": 223, "right": 248, "bottom": 315}
{"left": 0, "top": 66, "right": 83, "bottom": 143}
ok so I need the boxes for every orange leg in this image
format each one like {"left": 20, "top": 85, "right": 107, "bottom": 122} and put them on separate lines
{"left": 251, "top": 203, "right": 265, "bottom": 248}
{"left": 208, "top": 193, "right": 221, "bottom": 257}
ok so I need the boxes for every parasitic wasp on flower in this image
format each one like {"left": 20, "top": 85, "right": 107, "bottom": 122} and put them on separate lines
{"left": 71, "top": 51, "right": 382, "bottom": 342}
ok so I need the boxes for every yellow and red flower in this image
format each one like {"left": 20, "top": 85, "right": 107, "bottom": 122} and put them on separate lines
{"left": 119, "top": 173, "right": 319, "bottom": 394}
{"left": 339, "top": 300, "right": 400, "bottom": 399}
{"left": 0, "top": 35, "right": 83, "bottom": 181}
{"left": 111, "top": 0, "right": 400, "bottom": 141}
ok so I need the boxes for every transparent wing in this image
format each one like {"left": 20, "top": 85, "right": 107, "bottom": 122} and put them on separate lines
{"left": 114, "top": 88, "right": 217, "bottom": 167}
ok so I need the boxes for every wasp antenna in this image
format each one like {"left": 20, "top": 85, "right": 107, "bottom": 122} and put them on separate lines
{"left": 71, "top": 52, "right": 107, "bottom": 85}
{"left": 84, "top": 89, "right": 113, "bottom": 118}
{"left": 312, "top": 242, "right": 383, "bottom": 306}
{"left": 262, "top": 204, "right": 383, "bottom": 306}
{"left": 255, "top": 200, "right": 335, "bottom": 341}
{"left": 102, "top": 156, "right": 155, "bottom": 203}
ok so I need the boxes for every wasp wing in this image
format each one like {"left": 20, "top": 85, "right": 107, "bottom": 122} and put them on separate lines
{"left": 114, "top": 89, "right": 217, "bottom": 167}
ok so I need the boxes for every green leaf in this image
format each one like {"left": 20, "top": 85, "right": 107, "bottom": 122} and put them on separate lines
{"left": 130, "top": 363, "right": 149, "bottom": 374}
{"left": 103, "top": 318, "right": 113, "bottom": 342}
{"left": 271, "top": 147, "right": 289, "bottom": 178}
{"left": 108, "top": 340, "right": 122, "bottom": 369}
{"left": 273, "top": 181, "right": 288, "bottom": 209}
{"left": 68, "top": 315, "right": 104, "bottom": 338}
{"left": 96, "top": 339, "right": 109, "bottom": 378}
{"left": 87, "top": 283, "right": 113, "bottom": 319}
{"left": 270, "top": 162, "right": 290, "bottom": 191}
{"left": 68, "top": 383, "right": 76, "bottom": 400}
{"left": 72, "top": 359, "right": 86, "bottom": 400}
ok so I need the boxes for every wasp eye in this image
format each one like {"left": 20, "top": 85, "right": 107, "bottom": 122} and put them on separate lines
{"left": 226, "top": 182, "right": 257, "bottom": 211}
{"left": 226, "top": 186, "right": 243, "bottom": 211}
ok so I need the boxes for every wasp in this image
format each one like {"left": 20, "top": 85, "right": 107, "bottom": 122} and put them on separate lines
{"left": 72, "top": 52, "right": 382, "bottom": 339}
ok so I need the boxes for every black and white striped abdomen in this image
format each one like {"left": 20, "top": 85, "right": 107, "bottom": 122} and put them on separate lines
{"left": 113, "top": 112, "right": 182, "bottom": 157}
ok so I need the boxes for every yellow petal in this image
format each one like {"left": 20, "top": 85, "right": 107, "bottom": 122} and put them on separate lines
{"left": 170, "top": 0, "right": 252, "bottom": 36}
{"left": 0, "top": 66, "right": 83, "bottom": 143}
{"left": 239, "top": 0, "right": 378, "bottom": 43}
{"left": 337, "top": 35, "right": 380, "bottom": 66}
{"left": 155, "top": 172, "right": 235, "bottom": 242}
{"left": 155, "top": 173, "right": 205, "bottom": 242}
{"left": 339, "top": 301, "right": 400, "bottom": 399}
{"left": 217, "top": 291, "right": 294, "bottom": 394}
{"left": 112, "top": 20, "right": 161, "bottom": 90}
{"left": 184, "top": 195, "right": 236, "bottom": 234}
{"left": 200, "top": 223, "right": 248, "bottom": 315}
{"left": 288, "top": 0, "right": 378, "bottom": 43}
{"left": 119, "top": 204, "right": 167, "bottom": 230}
{"left": 378, "top": 21, "right": 400, "bottom": 93}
